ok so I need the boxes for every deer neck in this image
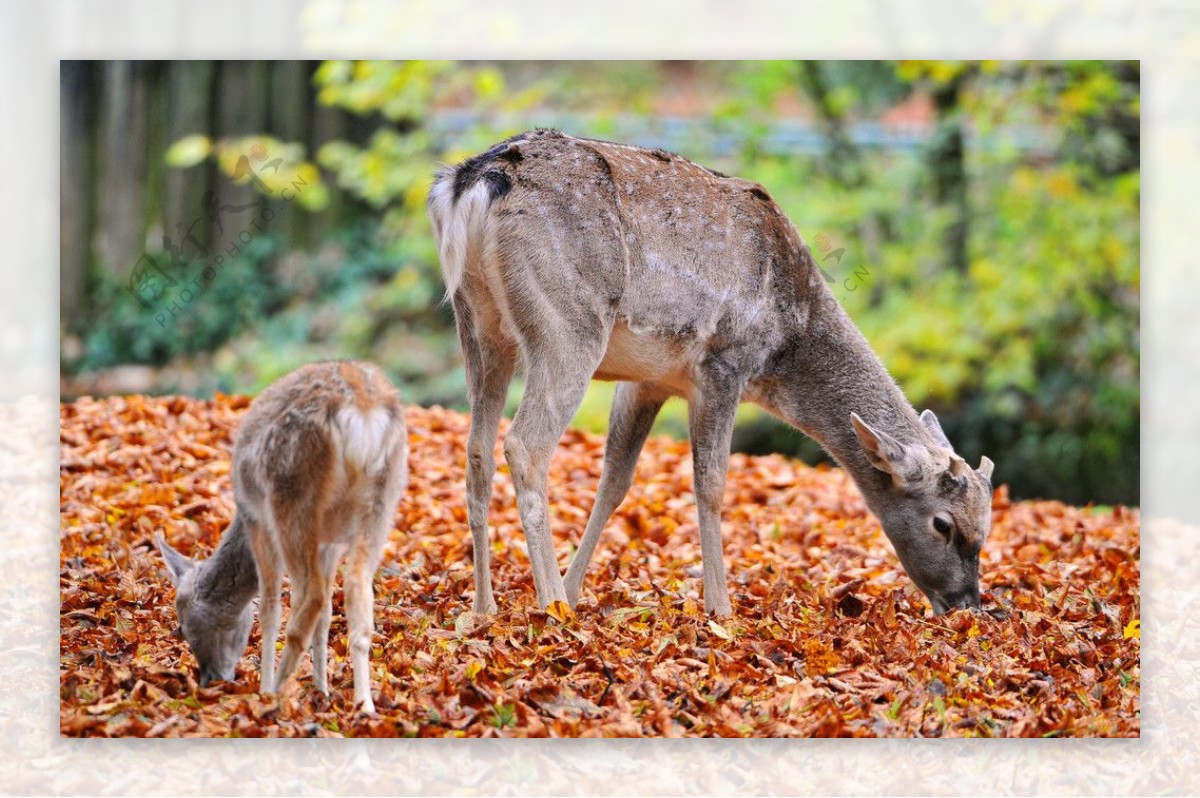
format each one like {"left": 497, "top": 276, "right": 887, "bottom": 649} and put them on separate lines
{"left": 194, "top": 514, "right": 259, "bottom": 612}
{"left": 758, "top": 297, "right": 923, "bottom": 507}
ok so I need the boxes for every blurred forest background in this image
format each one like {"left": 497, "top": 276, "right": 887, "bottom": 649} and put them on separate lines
{"left": 59, "top": 60, "right": 1139, "bottom": 506}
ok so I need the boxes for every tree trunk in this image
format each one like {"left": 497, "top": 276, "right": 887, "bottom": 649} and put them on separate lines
{"left": 95, "top": 60, "right": 151, "bottom": 278}
{"left": 308, "top": 62, "right": 350, "bottom": 243}
{"left": 928, "top": 72, "right": 969, "bottom": 275}
{"left": 60, "top": 61, "right": 95, "bottom": 328}
{"left": 268, "top": 60, "right": 311, "bottom": 246}
{"left": 211, "top": 60, "right": 268, "bottom": 252}
{"left": 797, "top": 61, "right": 886, "bottom": 300}
{"left": 798, "top": 60, "right": 865, "bottom": 189}
{"left": 164, "top": 61, "right": 215, "bottom": 256}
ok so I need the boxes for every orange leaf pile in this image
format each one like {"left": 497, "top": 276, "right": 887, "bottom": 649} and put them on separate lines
{"left": 60, "top": 396, "right": 1140, "bottom": 737}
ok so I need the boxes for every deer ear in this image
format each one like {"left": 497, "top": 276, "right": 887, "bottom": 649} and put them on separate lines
{"left": 919, "top": 409, "right": 953, "bottom": 450}
{"left": 851, "top": 412, "right": 916, "bottom": 488}
{"left": 155, "top": 534, "right": 194, "bottom": 586}
{"left": 978, "top": 455, "right": 995, "bottom": 482}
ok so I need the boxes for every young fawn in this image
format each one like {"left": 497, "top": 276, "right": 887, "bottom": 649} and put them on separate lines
{"left": 428, "top": 129, "right": 995, "bottom": 618}
{"left": 157, "top": 361, "right": 408, "bottom": 712}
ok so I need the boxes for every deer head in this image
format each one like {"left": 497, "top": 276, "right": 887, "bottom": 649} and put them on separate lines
{"left": 156, "top": 534, "right": 255, "bottom": 687}
{"left": 851, "top": 410, "right": 994, "bottom": 613}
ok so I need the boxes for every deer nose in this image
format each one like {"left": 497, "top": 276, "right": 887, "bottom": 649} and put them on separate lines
{"left": 198, "top": 667, "right": 228, "bottom": 688}
{"left": 942, "top": 586, "right": 981, "bottom": 611}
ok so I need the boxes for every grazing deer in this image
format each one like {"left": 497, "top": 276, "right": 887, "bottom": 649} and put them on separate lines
{"left": 428, "top": 128, "right": 995, "bottom": 618}
{"left": 156, "top": 361, "right": 408, "bottom": 712}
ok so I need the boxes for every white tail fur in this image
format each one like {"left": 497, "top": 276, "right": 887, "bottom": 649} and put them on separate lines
{"left": 428, "top": 176, "right": 492, "bottom": 299}
{"left": 334, "top": 404, "right": 397, "bottom": 476}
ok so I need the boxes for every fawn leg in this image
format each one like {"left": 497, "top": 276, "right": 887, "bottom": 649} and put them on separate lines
{"left": 344, "top": 517, "right": 391, "bottom": 714}
{"left": 246, "top": 518, "right": 281, "bottom": 694}
{"left": 308, "top": 543, "right": 342, "bottom": 696}
{"left": 273, "top": 555, "right": 331, "bottom": 694}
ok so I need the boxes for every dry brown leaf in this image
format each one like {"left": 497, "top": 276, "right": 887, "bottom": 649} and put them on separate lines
{"left": 59, "top": 397, "right": 1140, "bottom": 738}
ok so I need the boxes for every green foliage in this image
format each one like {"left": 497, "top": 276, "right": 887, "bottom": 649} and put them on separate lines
{"left": 727, "top": 61, "right": 1139, "bottom": 504}
{"left": 206, "top": 219, "right": 464, "bottom": 401}
{"left": 77, "top": 235, "right": 286, "bottom": 371}
{"left": 489, "top": 702, "right": 517, "bottom": 729}
{"left": 99, "top": 60, "right": 1137, "bottom": 505}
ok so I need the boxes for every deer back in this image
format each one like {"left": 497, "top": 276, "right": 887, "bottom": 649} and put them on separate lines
{"left": 429, "top": 130, "right": 830, "bottom": 392}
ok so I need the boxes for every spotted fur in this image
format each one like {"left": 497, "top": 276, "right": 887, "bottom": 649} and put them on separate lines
{"left": 429, "top": 130, "right": 995, "bottom": 617}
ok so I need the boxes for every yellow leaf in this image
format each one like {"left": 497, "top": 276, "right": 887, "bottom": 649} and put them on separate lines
{"left": 803, "top": 638, "right": 839, "bottom": 677}
{"left": 465, "top": 660, "right": 484, "bottom": 682}
{"left": 164, "top": 134, "right": 212, "bottom": 167}
{"left": 545, "top": 600, "right": 573, "bottom": 623}
{"left": 707, "top": 619, "right": 732, "bottom": 640}
{"left": 1123, "top": 619, "right": 1140, "bottom": 639}
{"left": 967, "top": 622, "right": 982, "bottom": 638}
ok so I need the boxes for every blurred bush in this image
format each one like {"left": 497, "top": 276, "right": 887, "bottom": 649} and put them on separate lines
{"left": 63, "top": 60, "right": 1139, "bottom": 506}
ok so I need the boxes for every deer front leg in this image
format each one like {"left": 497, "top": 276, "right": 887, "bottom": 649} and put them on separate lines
{"left": 274, "top": 565, "right": 330, "bottom": 694}
{"left": 565, "top": 381, "right": 666, "bottom": 607}
{"left": 246, "top": 521, "right": 281, "bottom": 694}
{"left": 688, "top": 371, "right": 742, "bottom": 618}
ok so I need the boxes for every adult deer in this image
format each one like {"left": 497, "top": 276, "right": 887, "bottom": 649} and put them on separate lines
{"left": 428, "top": 128, "right": 994, "bottom": 618}
{"left": 157, "top": 361, "right": 408, "bottom": 712}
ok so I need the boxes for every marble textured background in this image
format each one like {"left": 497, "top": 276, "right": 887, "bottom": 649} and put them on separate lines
{"left": 5, "top": 0, "right": 1190, "bottom": 793}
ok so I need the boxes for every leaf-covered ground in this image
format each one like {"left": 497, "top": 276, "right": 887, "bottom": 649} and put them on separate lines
{"left": 60, "top": 395, "right": 1140, "bottom": 737}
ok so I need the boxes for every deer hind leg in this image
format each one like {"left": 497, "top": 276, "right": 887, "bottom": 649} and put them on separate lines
{"left": 564, "top": 381, "right": 667, "bottom": 607}
{"left": 246, "top": 516, "right": 282, "bottom": 694}
{"left": 504, "top": 334, "right": 610, "bottom": 610}
{"left": 343, "top": 505, "right": 392, "bottom": 714}
{"left": 308, "top": 542, "right": 343, "bottom": 696}
{"left": 688, "top": 367, "right": 745, "bottom": 618}
{"left": 454, "top": 294, "right": 516, "bottom": 614}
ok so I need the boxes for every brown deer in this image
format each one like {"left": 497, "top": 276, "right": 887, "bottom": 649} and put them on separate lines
{"left": 156, "top": 361, "right": 408, "bottom": 712}
{"left": 428, "top": 128, "right": 994, "bottom": 618}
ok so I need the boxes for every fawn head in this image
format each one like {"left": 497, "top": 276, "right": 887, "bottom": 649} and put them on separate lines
{"left": 156, "top": 535, "right": 254, "bottom": 686}
{"left": 850, "top": 410, "right": 995, "bottom": 614}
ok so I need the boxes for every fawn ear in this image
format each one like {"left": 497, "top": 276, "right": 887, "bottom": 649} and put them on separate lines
{"left": 851, "top": 412, "right": 918, "bottom": 488}
{"left": 919, "top": 409, "right": 953, "bottom": 451}
{"left": 155, "top": 534, "right": 194, "bottom": 585}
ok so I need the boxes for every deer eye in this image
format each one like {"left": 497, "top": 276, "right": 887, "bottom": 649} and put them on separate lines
{"left": 932, "top": 515, "right": 954, "bottom": 539}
